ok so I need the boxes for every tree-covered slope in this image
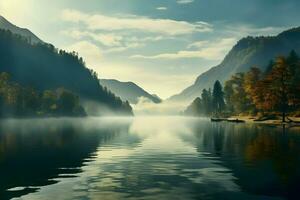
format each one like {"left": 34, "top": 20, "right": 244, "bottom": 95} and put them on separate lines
{"left": 100, "top": 79, "right": 162, "bottom": 104}
{"left": 169, "top": 27, "right": 300, "bottom": 103}
{"left": 0, "top": 15, "right": 42, "bottom": 44}
{"left": 0, "top": 29, "right": 133, "bottom": 115}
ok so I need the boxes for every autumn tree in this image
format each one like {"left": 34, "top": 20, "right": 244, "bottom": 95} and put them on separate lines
{"left": 224, "top": 73, "right": 252, "bottom": 114}
{"left": 265, "top": 56, "right": 293, "bottom": 122}
{"left": 243, "top": 67, "right": 262, "bottom": 114}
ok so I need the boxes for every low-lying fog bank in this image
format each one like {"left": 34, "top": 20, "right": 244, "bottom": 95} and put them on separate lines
{"left": 131, "top": 97, "right": 187, "bottom": 116}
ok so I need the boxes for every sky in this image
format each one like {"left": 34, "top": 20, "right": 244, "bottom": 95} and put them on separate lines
{"left": 1, "top": 0, "right": 300, "bottom": 99}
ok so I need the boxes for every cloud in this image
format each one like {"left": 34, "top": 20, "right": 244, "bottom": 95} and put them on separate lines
{"left": 131, "top": 38, "right": 237, "bottom": 60}
{"left": 62, "top": 30, "right": 159, "bottom": 53}
{"left": 105, "top": 42, "right": 143, "bottom": 53}
{"left": 62, "top": 30, "right": 122, "bottom": 47}
{"left": 177, "top": 0, "right": 194, "bottom": 4}
{"left": 61, "top": 9, "right": 212, "bottom": 35}
{"left": 128, "top": 36, "right": 166, "bottom": 42}
{"left": 187, "top": 41, "right": 209, "bottom": 49}
{"left": 156, "top": 7, "right": 167, "bottom": 10}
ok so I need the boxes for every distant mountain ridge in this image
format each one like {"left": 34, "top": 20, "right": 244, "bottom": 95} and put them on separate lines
{"left": 169, "top": 27, "right": 300, "bottom": 103}
{"left": 0, "top": 15, "right": 42, "bottom": 44}
{"left": 100, "top": 79, "right": 162, "bottom": 104}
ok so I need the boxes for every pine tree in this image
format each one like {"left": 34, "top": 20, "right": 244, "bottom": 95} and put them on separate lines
{"left": 212, "top": 80, "right": 225, "bottom": 115}
{"left": 201, "top": 89, "right": 213, "bottom": 116}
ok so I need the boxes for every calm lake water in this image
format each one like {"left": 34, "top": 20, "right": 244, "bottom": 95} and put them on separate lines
{"left": 0, "top": 117, "right": 300, "bottom": 200}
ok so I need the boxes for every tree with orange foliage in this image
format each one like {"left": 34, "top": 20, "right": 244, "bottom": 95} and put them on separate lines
{"left": 264, "top": 56, "right": 293, "bottom": 122}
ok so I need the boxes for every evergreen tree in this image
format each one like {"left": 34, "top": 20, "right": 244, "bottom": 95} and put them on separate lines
{"left": 224, "top": 80, "right": 234, "bottom": 114}
{"left": 264, "top": 60, "right": 275, "bottom": 76}
{"left": 212, "top": 80, "right": 225, "bottom": 115}
{"left": 287, "top": 50, "right": 300, "bottom": 107}
{"left": 201, "top": 89, "right": 213, "bottom": 116}
{"left": 184, "top": 97, "right": 203, "bottom": 116}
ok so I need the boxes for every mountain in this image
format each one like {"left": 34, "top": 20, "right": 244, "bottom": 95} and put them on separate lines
{"left": 0, "top": 26, "right": 132, "bottom": 115}
{"left": 169, "top": 27, "right": 300, "bottom": 103}
{"left": 0, "top": 15, "right": 42, "bottom": 44}
{"left": 100, "top": 79, "right": 162, "bottom": 104}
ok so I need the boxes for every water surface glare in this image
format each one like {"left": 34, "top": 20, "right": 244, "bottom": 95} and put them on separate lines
{"left": 0, "top": 116, "right": 300, "bottom": 200}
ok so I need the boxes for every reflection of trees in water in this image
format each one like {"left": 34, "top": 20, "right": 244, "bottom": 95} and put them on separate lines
{"left": 188, "top": 121, "right": 300, "bottom": 199}
{"left": 245, "top": 128, "right": 300, "bottom": 199}
{"left": 0, "top": 119, "right": 132, "bottom": 200}
{"left": 212, "top": 123, "right": 225, "bottom": 155}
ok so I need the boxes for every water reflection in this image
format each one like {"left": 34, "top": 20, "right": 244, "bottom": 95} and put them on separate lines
{"left": 0, "top": 117, "right": 299, "bottom": 200}
{"left": 187, "top": 121, "right": 300, "bottom": 199}
{"left": 0, "top": 117, "right": 134, "bottom": 199}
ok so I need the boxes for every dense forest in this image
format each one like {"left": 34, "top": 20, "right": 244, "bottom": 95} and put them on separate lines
{"left": 184, "top": 50, "right": 300, "bottom": 122}
{"left": 0, "top": 29, "right": 133, "bottom": 116}
{"left": 0, "top": 72, "right": 86, "bottom": 117}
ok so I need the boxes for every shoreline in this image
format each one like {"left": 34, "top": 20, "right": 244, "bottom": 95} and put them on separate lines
{"left": 225, "top": 116, "right": 300, "bottom": 127}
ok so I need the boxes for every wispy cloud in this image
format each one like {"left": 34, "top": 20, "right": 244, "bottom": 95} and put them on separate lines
{"left": 177, "top": 0, "right": 194, "bottom": 4}
{"left": 131, "top": 38, "right": 237, "bottom": 60}
{"left": 61, "top": 9, "right": 212, "bottom": 35}
{"left": 187, "top": 41, "right": 209, "bottom": 49}
{"left": 62, "top": 30, "right": 122, "bottom": 47}
{"left": 156, "top": 7, "right": 167, "bottom": 10}
{"left": 62, "top": 29, "right": 170, "bottom": 53}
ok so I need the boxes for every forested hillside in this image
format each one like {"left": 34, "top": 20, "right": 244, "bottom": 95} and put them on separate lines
{"left": 170, "top": 27, "right": 300, "bottom": 103}
{"left": 0, "top": 15, "right": 42, "bottom": 44}
{"left": 0, "top": 29, "right": 133, "bottom": 115}
{"left": 0, "top": 72, "right": 86, "bottom": 117}
{"left": 184, "top": 51, "right": 300, "bottom": 122}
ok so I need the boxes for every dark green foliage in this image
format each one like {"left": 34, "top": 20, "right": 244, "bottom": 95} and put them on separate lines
{"left": 184, "top": 97, "right": 202, "bottom": 116}
{"left": 0, "top": 72, "right": 86, "bottom": 117}
{"left": 0, "top": 29, "right": 133, "bottom": 115}
{"left": 201, "top": 89, "right": 213, "bottom": 116}
{"left": 264, "top": 60, "right": 275, "bottom": 76}
{"left": 184, "top": 87, "right": 214, "bottom": 117}
{"left": 212, "top": 80, "right": 225, "bottom": 114}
